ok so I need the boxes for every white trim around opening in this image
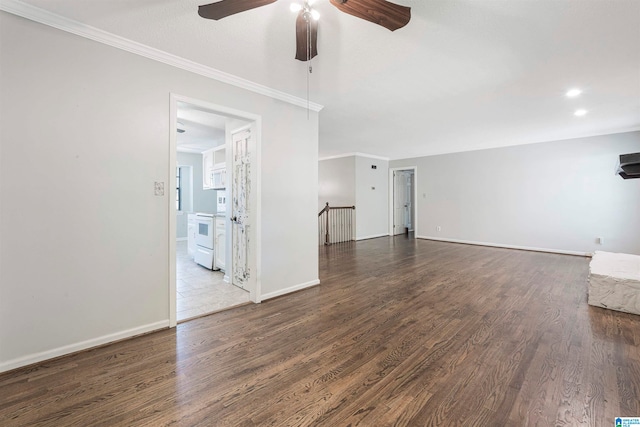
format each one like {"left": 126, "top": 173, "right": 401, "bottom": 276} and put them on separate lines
{"left": 169, "top": 93, "right": 262, "bottom": 328}
{"left": 388, "top": 166, "right": 418, "bottom": 238}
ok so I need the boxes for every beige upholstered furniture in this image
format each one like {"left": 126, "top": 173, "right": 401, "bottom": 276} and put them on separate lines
{"left": 588, "top": 251, "right": 640, "bottom": 315}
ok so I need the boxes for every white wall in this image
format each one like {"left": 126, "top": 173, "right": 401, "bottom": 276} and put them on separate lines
{"left": 318, "top": 156, "right": 355, "bottom": 211}
{"left": 260, "top": 116, "right": 319, "bottom": 298}
{"left": 355, "top": 156, "right": 389, "bottom": 240}
{"left": 0, "top": 12, "right": 319, "bottom": 371}
{"left": 391, "top": 131, "right": 640, "bottom": 255}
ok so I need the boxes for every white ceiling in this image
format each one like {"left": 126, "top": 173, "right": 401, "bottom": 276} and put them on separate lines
{"left": 176, "top": 102, "right": 226, "bottom": 153}
{"left": 18, "top": 0, "right": 640, "bottom": 160}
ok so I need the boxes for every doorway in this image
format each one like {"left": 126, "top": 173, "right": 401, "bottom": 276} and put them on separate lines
{"left": 389, "top": 167, "right": 417, "bottom": 237}
{"left": 169, "top": 94, "right": 261, "bottom": 327}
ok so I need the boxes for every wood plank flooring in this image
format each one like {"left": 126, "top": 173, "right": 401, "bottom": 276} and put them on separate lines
{"left": 1, "top": 237, "right": 639, "bottom": 426}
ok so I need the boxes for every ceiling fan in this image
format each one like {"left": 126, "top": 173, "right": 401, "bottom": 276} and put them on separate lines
{"left": 198, "top": 0, "right": 411, "bottom": 61}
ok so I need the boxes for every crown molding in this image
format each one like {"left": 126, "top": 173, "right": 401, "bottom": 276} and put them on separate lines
{"left": 319, "top": 152, "right": 390, "bottom": 161}
{"left": 0, "top": 0, "right": 324, "bottom": 113}
{"left": 353, "top": 152, "right": 390, "bottom": 161}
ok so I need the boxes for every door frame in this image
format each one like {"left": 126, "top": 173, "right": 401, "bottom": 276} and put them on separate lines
{"left": 388, "top": 166, "right": 418, "bottom": 238}
{"left": 169, "top": 93, "right": 262, "bottom": 328}
{"left": 175, "top": 164, "right": 194, "bottom": 242}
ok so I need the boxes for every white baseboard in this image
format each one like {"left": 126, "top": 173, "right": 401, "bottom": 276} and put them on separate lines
{"left": 356, "top": 233, "right": 389, "bottom": 241}
{"left": 261, "top": 279, "right": 320, "bottom": 301}
{"left": 0, "top": 320, "right": 170, "bottom": 373}
{"left": 416, "top": 236, "right": 590, "bottom": 257}
{"left": 223, "top": 275, "right": 230, "bottom": 283}
{"left": 176, "top": 237, "right": 187, "bottom": 242}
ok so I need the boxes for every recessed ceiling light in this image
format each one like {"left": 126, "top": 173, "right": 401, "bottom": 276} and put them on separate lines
{"left": 566, "top": 88, "right": 582, "bottom": 98}
{"left": 574, "top": 109, "right": 588, "bottom": 117}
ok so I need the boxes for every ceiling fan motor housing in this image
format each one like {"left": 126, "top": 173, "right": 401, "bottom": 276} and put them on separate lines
{"left": 198, "top": 0, "right": 411, "bottom": 60}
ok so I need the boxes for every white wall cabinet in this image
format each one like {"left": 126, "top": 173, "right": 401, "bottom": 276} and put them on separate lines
{"left": 214, "top": 215, "right": 226, "bottom": 271}
{"left": 203, "top": 146, "right": 226, "bottom": 190}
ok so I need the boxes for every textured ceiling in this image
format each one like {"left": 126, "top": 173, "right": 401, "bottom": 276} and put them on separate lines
{"left": 16, "top": 0, "right": 640, "bottom": 159}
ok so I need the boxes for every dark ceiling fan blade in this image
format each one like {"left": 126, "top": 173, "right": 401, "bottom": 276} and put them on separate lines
{"left": 198, "top": 0, "right": 277, "bottom": 20}
{"left": 329, "top": 0, "right": 410, "bottom": 31}
{"left": 295, "top": 11, "right": 318, "bottom": 61}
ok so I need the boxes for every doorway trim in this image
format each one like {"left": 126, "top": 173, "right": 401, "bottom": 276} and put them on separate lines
{"left": 388, "top": 166, "right": 418, "bottom": 238}
{"left": 169, "top": 93, "right": 262, "bottom": 328}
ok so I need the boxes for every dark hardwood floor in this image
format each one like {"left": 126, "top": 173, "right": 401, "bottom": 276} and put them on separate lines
{"left": 1, "top": 237, "right": 639, "bottom": 426}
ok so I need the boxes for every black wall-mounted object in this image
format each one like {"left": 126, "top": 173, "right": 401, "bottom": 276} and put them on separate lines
{"left": 617, "top": 152, "right": 640, "bottom": 179}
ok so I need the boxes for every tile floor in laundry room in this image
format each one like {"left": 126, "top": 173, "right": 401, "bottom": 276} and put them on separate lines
{"left": 176, "top": 241, "right": 250, "bottom": 322}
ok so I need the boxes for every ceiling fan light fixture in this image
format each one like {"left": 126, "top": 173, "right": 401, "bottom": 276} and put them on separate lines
{"left": 292, "top": 1, "right": 319, "bottom": 21}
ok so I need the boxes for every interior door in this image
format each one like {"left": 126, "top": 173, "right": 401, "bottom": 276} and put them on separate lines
{"left": 404, "top": 172, "right": 412, "bottom": 230}
{"left": 393, "top": 171, "right": 408, "bottom": 235}
{"left": 231, "top": 129, "right": 252, "bottom": 290}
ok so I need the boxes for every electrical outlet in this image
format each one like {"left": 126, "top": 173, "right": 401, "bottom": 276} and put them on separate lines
{"left": 437, "top": 226, "right": 441, "bottom": 232}
{"left": 154, "top": 182, "right": 164, "bottom": 196}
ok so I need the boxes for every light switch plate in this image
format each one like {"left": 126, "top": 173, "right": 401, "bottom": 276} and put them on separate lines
{"left": 154, "top": 182, "right": 164, "bottom": 196}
